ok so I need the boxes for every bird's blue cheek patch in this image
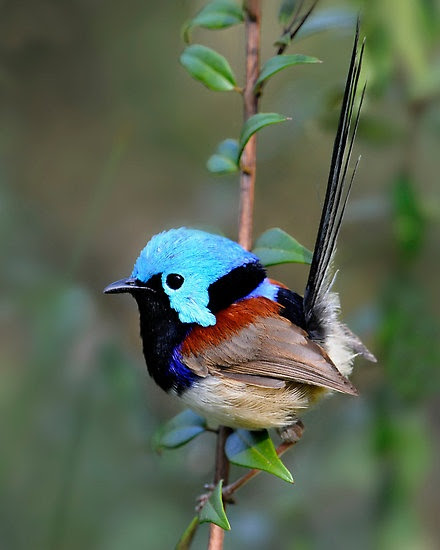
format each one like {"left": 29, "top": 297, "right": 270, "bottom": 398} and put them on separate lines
{"left": 167, "top": 290, "right": 216, "bottom": 327}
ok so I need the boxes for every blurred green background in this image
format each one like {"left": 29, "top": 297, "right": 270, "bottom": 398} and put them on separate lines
{"left": 1, "top": 1, "right": 439, "bottom": 549}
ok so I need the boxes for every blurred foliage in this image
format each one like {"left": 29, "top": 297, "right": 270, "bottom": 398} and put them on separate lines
{"left": 153, "top": 409, "right": 208, "bottom": 451}
{"left": 0, "top": 1, "right": 439, "bottom": 549}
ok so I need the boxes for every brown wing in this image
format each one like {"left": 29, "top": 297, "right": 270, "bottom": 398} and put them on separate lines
{"left": 180, "top": 301, "right": 358, "bottom": 395}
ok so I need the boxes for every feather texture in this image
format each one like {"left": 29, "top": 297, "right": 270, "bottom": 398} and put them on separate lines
{"left": 304, "top": 23, "right": 365, "bottom": 334}
{"left": 181, "top": 376, "right": 318, "bottom": 430}
{"left": 179, "top": 297, "right": 357, "bottom": 396}
{"left": 301, "top": 23, "right": 375, "bottom": 376}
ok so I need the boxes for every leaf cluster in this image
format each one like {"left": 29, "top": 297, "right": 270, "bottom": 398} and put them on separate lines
{"left": 154, "top": 410, "right": 293, "bottom": 543}
{"left": 179, "top": 1, "right": 321, "bottom": 177}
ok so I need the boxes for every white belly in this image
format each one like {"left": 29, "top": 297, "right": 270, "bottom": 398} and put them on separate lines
{"left": 179, "top": 375, "right": 326, "bottom": 430}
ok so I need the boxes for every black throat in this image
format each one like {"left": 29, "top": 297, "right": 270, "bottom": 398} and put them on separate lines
{"left": 132, "top": 275, "right": 194, "bottom": 394}
{"left": 132, "top": 261, "right": 267, "bottom": 393}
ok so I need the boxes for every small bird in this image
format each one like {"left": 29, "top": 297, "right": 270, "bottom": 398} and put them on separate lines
{"left": 104, "top": 28, "right": 375, "bottom": 432}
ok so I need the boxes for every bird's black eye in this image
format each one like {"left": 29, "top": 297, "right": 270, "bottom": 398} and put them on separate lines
{"left": 165, "top": 273, "right": 184, "bottom": 290}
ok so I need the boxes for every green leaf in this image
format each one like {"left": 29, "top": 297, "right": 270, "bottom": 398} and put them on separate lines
{"left": 296, "top": 8, "right": 356, "bottom": 39}
{"left": 255, "top": 54, "right": 321, "bottom": 89}
{"left": 238, "top": 113, "right": 288, "bottom": 159}
{"left": 199, "top": 480, "right": 231, "bottom": 530}
{"left": 183, "top": 1, "right": 244, "bottom": 43}
{"left": 152, "top": 409, "right": 207, "bottom": 451}
{"left": 180, "top": 44, "right": 237, "bottom": 91}
{"left": 216, "top": 138, "right": 239, "bottom": 159}
{"left": 207, "top": 138, "right": 239, "bottom": 174}
{"left": 225, "top": 429, "right": 293, "bottom": 483}
{"left": 253, "top": 227, "right": 313, "bottom": 266}
{"left": 275, "top": 9, "right": 355, "bottom": 48}
{"left": 278, "top": 0, "right": 298, "bottom": 26}
{"left": 207, "top": 155, "right": 239, "bottom": 174}
{"left": 176, "top": 516, "right": 200, "bottom": 550}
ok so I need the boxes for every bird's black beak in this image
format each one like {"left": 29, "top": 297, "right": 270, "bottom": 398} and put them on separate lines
{"left": 103, "top": 277, "right": 147, "bottom": 294}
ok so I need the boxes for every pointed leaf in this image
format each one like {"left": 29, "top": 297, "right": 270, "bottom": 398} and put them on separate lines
{"left": 225, "top": 429, "right": 293, "bottom": 483}
{"left": 176, "top": 516, "right": 200, "bottom": 550}
{"left": 238, "top": 113, "right": 288, "bottom": 159}
{"left": 255, "top": 54, "right": 321, "bottom": 88}
{"left": 207, "top": 138, "right": 239, "bottom": 174}
{"left": 152, "top": 409, "right": 207, "bottom": 451}
{"left": 253, "top": 227, "right": 313, "bottom": 266}
{"left": 278, "top": 0, "right": 298, "bottom": 26}
{"left": 183, "top": 1, "right": 244, "bottom": 43}
{"left": 199, "top": 480, "right": 231, "bottom": 530}
{"left": 180, "top": 44, "right": 237, "bottom": 91}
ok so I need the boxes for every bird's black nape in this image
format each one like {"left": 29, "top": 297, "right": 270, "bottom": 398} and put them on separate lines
{"left": 303, "top": 21, "right": 365, "bottom": 328}
{"left": 207, "top": 261, "right": 266, "bottom": 314}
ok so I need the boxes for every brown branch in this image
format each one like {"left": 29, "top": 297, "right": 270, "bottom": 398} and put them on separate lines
{"left": 208, "top": 2, "right": 261, "bottom": 549}
{"left": 238, "top": 0, "right": 261, "bottom": 252}
{"left": 205, "top": 2, "right": 320, "bottom": 547}
{"left": 208, "top": 426, "right": 232, "bottom": 550}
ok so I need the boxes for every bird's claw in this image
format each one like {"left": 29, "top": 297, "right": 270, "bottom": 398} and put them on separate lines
{"left": 278, "top": 419, "right": 304, "bottom": 444}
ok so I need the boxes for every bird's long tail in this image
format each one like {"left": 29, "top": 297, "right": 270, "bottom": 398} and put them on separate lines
{"left": 303, "top": 23, "right": 375, "bottom": 367}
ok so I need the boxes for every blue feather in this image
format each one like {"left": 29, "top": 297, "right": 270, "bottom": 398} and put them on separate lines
{"left": 131, "top": 228, "right": 260, "bottom": 326}
{"left": 169, "top": 348, "right": 199, "bottom": 393}
{"left": 246, "top": 278, "right": 278, "bottom": 301}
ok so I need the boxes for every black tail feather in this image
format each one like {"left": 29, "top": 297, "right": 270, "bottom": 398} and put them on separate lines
{"left": 304, "top": 22, "right": 365, "bottom": 327}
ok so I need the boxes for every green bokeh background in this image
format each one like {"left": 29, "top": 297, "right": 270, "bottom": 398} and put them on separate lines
{"left": 1, "top": 1, "right": 439, "bottom": 549}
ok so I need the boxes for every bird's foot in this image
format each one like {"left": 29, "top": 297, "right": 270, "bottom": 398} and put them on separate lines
{"left": 277, "top": 419, "right": 304, "bottom": 444}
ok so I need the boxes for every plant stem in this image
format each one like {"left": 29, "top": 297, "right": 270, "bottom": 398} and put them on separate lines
{"left": 238, "top": 0, "right": 261, "bottom": 252}
{"left": 207, "top": 2, "right": 261, "bottom": 549}
{"left": 208, "top": 426, "right": 232, "bottom": 550}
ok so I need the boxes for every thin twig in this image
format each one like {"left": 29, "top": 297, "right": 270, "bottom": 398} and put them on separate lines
{"left": 276, "top": 0, "right": 319, "bottom": 56}
{"left": 208, "top": 426, "right": 232, "bottom": 550}
{"left": 208, "top": 2, "right": 261, "bottom": 549}
{"left": 238, "top": 0, "right": 261, "bottom": 252}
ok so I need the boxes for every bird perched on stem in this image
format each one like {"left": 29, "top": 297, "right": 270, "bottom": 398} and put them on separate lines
{"left": 104, "top": 28, "right": 375, "bottom": 432}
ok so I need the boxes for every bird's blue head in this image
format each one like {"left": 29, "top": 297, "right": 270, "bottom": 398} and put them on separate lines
{"left": 105, "top": 227, "right": 267, "bottom": 327}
